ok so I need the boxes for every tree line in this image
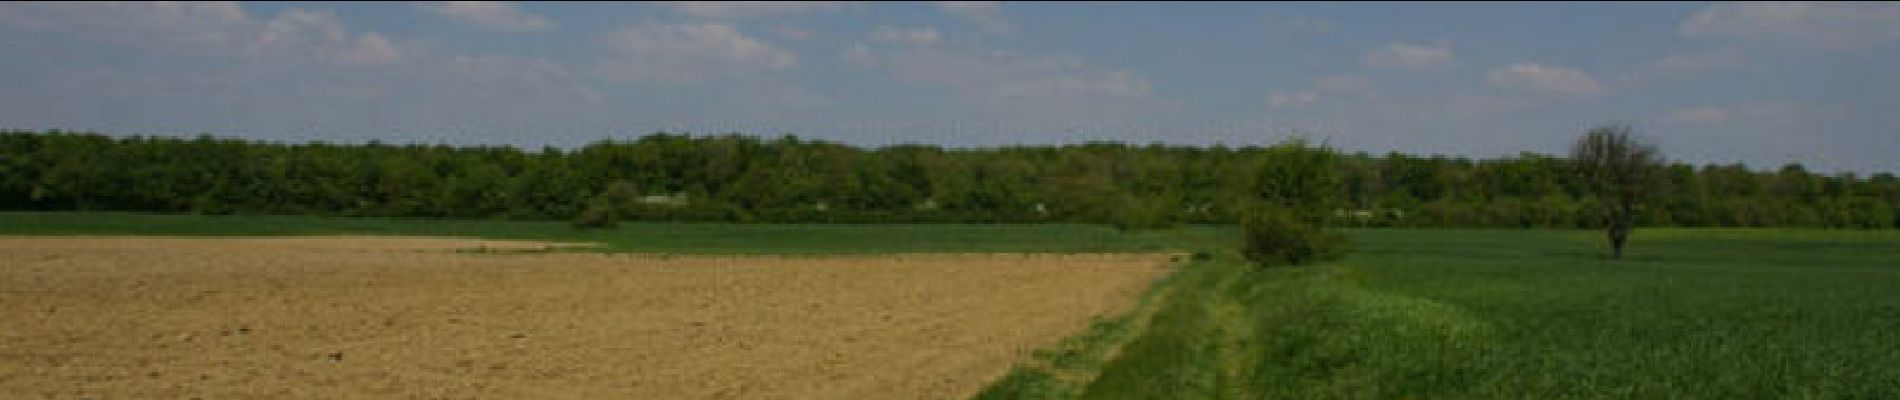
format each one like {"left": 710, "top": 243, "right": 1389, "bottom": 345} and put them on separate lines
{"left": 2, "top": 129, "right": 1895, "bottom": 229}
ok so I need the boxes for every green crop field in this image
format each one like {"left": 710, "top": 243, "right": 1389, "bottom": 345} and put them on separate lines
{"left": 0, "top": 211, "right": 1206, "bottom": 255}
{"left": 987, "top": 228, "right": 1900, "bottom": 399}
{"left": 6, "top": 212, "right": 1897, "bottom": 398}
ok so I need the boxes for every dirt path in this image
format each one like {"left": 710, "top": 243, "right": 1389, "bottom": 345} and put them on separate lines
{"left": 0, "top": 236, "right": 1173, "bottom": 399}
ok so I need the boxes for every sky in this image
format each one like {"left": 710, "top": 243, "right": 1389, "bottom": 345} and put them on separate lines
{"left": 1, "top": 1, "right": 1895, "bottom": 174}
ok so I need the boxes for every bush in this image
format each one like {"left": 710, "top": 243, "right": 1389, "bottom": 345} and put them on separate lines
{"left": 1109, "top": 196, "right": 1178, "bottom": 232}
{"left": 191, "top": 195, "right": 233, "bottom": 216}
{"left": 1240, "top": 208, "right": 1349, "bottom": 268}
{"left": 570, "top": 199, "right": 619, "bottom": 229}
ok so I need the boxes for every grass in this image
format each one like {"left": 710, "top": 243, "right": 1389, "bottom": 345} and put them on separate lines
{"left": 989, "top": 227, "right": 1900, "bottom": 399}
{"left": 0, "top": 211, "right": 1206, "bottom": 254}
{"left": 974, "top": 257, "right": 1199, "bottom": 400}
{"left": 7, "top": 211, "right": 1898, "bottom": 397}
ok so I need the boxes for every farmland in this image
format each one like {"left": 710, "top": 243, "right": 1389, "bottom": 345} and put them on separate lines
{"left": 8, "top": 2, "right": 1900, "bottom": 398}
{"left": 5, "top": 212, "right": 1900, "bottom": 398}
{"left": 0, "top": 235, "right": 1173, "bottom": 399}
{"left": 986, "top": 228, "right": 1900, "bottom": 399}
{"left": 0, "top": 211, "right": 1200, "bottom": 255}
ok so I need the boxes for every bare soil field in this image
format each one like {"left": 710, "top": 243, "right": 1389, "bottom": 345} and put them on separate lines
{"left": 0, "top": 236, "right": 1173, "bottom": 399}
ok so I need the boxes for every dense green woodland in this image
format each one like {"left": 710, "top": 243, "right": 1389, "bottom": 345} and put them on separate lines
{"left": 2, "top": 130, "right": 1895, "bottom": 228}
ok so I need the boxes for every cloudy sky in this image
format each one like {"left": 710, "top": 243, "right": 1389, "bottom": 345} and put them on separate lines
{"left": 1, "top": 2, "right": 1895, "bottom": 173}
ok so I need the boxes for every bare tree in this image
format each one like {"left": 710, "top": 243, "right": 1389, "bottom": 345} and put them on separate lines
{"left": 1571, "top": 125, "right": 1662, "bottom": 259}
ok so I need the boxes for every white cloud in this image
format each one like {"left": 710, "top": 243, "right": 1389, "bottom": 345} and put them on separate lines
{"left": 0, "top": 2, "right": 249, "bottom": 34}
{"left": 0, "top": 2, "right": 832, "bottom": 146}
{"left": 449, "top": 54, "right": 566, "bottom": 84}
{"left": 1288, "top": 16, "right": 1332, "bottom": 34}
{"left": 339, "top": 33, "right": 401, "bottom": 66}
{"left": 442, "top": 54, "right": 604, "bottom": 103}
{"left": 596, "top": 23, "right": 796, "bottom": 85}
{"left": 842, "top": 38, "right": 1168, "bottom": 142}
{"left": 1681, "top": 2, "right": 1900, "bottom": 49}
{"left": 1660, "top": 101, "right": 1846, "bottom": 126}
{"left": 772, "top": 25, "right": 816, "bottom": 41}
{"left": 842, "top": 43, "right": 876, "bottom": 65}
{"left": 936, "top": 1, "right": 1015, "bottom": 35}
{"left": 1650, "top": 101, "right": 1875, "bottom": 173}
{"left": 416, "top": 1, "right": 556, "bottom": 33}
{"left": 1313, "top": 74, "right": 1372, "bottom": 92}
{"left": 869, "top": 25, "right": 942, "bottom": 46}
{"left": 1650, "top": 51, "right": 1743, "bottom": 72}
{"left": 1486, "top": 63, "right": 1605, "bottom": 95}
{"left": 847, "top": 44, "right": 1150, "bottom": 99}
{"left": 0, "top": 2, "right": 401, "bottom": 68}
{"left": 1663, "top": 106, "right": 1733, "bottom": 125}
{"left": 1268, "top": 74, "right": 1373, "bottom": 109}
{"left": 254, "top": 9, "right": 405, "bottom": 67}
{"left": 1364, "top": 42, "right": 1454, "bottom": 70}
{"left": 663, "top": 1, "right": 852, "bottom": 19}
{"left": 1268, "top": 90, "right": 1319, "bottom": 108}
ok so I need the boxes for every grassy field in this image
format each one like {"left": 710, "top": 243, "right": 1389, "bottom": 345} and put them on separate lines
{"left": 7, "top": 212, "right": 1898, "bottom": 398}
{"left": 986, "top": 228, "right": 1900, "bottom": 399}
{"left": 0, "top": 211, "right": 1207, "bottom": 254}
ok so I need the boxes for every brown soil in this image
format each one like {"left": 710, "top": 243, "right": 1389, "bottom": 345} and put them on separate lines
{"left": 0, "top": 236, "right": 1173, "bottom": 399}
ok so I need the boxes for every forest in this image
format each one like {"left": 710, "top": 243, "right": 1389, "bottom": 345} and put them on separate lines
{"left": 2, "top": 129, "right": 1895, "bottom": 229}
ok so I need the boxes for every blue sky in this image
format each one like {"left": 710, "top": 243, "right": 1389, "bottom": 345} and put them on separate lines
{"left": 1, "top": 2, "right": 1895, "bottom": 173}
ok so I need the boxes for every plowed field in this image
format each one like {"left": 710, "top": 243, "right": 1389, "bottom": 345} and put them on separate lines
{"left": 0, "top": 236, "right": 1172, "bottom": 399}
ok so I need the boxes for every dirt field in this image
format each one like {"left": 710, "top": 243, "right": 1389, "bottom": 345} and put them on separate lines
{"left": 0, "top": 236, "right": 1173, "bottom": 399}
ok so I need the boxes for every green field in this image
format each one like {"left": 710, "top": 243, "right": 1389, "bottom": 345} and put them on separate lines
{"left": 6, "top": 212, "right": 1897, "bottom": 398}
{"left": 0, "top": 211, "right": 1204, "bottom": 254}
{"left": 988, "top": 228, "right": 1900, "bottom": 399}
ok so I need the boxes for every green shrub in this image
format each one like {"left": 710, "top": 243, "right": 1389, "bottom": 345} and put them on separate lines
{"left": 191, "top": 195, "right": 233, "bottom": 216}
{"left": 570, "top": 199, "right": 619, "bottom": 229}
{"left": 1240, "top": 208, "right": 1349, "bottom": 267}
{"left": 1109, "top": 196, "right": 1178, "bottom": 232}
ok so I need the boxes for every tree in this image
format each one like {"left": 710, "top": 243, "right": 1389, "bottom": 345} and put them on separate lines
{"left": 1240, "top": 206, "right": 1349, "bottom": 267}
{"left": 571, "top": 197, "right": 619, "bottom": 229}
{"left": 9, "top": 129, "right": 1897, "bottom": 230}
{"left": 1570, "top": 125, "right": 1663, "bottom": 259}
{"left": 1248, "top": 138, "right": 1341, "bottom": 219}
{"left": 1238, "top": 139, "right": 1350, "bottom": 267}
{"left": 1108, "top": 193, "right": 1178, "bottom": 232}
